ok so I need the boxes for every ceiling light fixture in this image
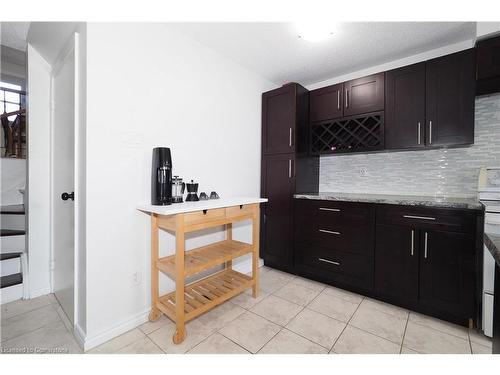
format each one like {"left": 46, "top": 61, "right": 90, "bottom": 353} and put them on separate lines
{"left": 296, "top": 22, "right": 336, "bottom": 42}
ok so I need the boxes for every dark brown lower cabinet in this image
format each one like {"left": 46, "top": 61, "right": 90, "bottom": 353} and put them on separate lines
{"left": 374, "top": 224, "right": 419, "bottom": 305}
{"left": 260, "top": 154, "right": 295, "bottom": 270}
{"left": 290, "top": 199, "right": 482, "bottom": 327}
{"left": 374, "top": 218, "right": 477, "bottom": 325}
{"left": 419, "top": 229, "right": 475, "bottom": 322}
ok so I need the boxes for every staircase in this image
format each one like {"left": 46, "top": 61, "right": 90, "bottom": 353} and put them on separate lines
{"left": 1, "top": 203, "right": 27, "bottom": 304}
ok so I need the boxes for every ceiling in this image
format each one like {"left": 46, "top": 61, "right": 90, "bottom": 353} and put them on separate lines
{"left": 1, "top": 22, "right": 30, "bottom": 51}
{"left": 171, "top": 22, "right": 476, "bottom": 85}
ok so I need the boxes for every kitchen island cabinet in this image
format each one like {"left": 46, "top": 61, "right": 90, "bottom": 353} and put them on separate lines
{"left": 138, "top": 197, "right": 266, "bottom": 344}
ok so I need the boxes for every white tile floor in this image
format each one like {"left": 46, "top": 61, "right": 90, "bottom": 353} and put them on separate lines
{"left": 0, "top": 266, "right": 494, "bottom": 354}
{"left": 1, "top": 294, "right": 82, "bottom": 354}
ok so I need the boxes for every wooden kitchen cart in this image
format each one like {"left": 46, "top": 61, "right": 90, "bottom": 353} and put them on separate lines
{"left": 139, "top": 198, "right": 266, "bottom": 344}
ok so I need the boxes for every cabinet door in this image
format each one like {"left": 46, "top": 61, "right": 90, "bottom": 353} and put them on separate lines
{"left": 419, "top": 229, "right": 475, "bottom": 322}
{"left": 477, "top": 35, "right": 500, "bottom": 80}
{"left": 477, "top": 36, "right": 500, "bottom": 95}
{"left": 310, "top": 83, "right": 343, "bottom": 122}
{"left": 425, "top": 49, "right": 476, "bottom": 146}
{"left": 262, "top": 85, "right": 296, "bottom": 155}
{"left": 374, "top": 224, "right": 419, "bottom": 304}
{"left": 385, "top": 63, "right": 426, "bottom": 149}
{"left": 260, "top": 154, "right": 295, "bottom": 268}
{"left": 343, "top": 73, "right": 385, "bottom": 117}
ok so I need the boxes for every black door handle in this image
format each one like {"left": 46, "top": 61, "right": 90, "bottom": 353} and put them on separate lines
{"left": 61, "top": 192, "right": 75, "bottom": 201}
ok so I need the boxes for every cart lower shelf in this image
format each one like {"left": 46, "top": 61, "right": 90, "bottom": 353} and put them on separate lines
{"left": 156, "top": 269, "right": 253, "bottom": 323}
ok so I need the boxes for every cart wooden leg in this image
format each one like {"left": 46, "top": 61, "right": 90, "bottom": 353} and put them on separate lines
{"left": 173, "top": 217, "right": 187, "bottom": 344}
{"left": 149, "top": 214, "right": 161, "bottom": 322}
{"left": 252, "top": 207, "right": 260, "bottom": 298}
{"left": 226, "top": 223, "right": 233, "bottom": 270}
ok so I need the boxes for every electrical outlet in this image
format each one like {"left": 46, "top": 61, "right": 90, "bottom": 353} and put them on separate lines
{"left": 359, "top": 168, "right": 368, "bottom": 177}
{"left": 132, "top": 271, "right": 142, "bottom": 286}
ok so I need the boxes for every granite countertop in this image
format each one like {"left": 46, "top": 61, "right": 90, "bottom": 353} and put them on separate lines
{"left": 294, "top": 192, "right": 484, "bottom": 211}
{"left": 485, "top": 224, "right": 500, "bottom": 267}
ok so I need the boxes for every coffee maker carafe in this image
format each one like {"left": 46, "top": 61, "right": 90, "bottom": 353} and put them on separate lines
{"left": 151, "top": 147, "right": 172, "bottom": 205}
{"left": 186, "top": 180, "right": 199, "bottom": 201}
{"left": 171, "top": 176, "right": 185, "bottom": 203}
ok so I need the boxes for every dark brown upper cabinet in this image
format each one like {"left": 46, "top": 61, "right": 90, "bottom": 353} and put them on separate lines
{"left": 385, "top": 63, "right": 426, "bottom": 150}
{"left": 343, "top": 73, "right": 385, "bottom": 117}
{"left": 260, "top": 83, "right": 319, "bottom": 272}
{"left": 476, "top": 35, "right": 500, "bottom": 96}
{"left": 262, "top": 84, "right": 298, "bottom": 155}
{"left": 309, "top": 83, "right": 343, "bottom": 122}
{"left": 425, "top": 49, "right": 476, "bottom": 147}
{"left": 385, "top": 49, "right": 476, "bottom": 150}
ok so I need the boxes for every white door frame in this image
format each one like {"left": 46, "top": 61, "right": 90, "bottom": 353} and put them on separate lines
{"left": 49, "top": 32, "right": 80, "bottom": 327}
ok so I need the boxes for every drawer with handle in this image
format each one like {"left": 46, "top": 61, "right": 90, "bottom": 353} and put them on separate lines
{"left": 294, "top": 198, "right": 374, "bottom": 226}
{"left": 294, "top": 214, "right": 374, "bottom": 256}
{"left": 295, "top": 242, "right": 373, "bottom": 290}
{"left": 376, "top": 204, "right": 477, "bottom": 233}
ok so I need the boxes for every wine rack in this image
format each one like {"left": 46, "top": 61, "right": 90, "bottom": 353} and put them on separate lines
{"left": 310, "top": 112, "right": 384, "bottom": 155}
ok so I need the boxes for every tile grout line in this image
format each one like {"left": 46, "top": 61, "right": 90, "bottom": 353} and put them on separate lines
{"left": 0, "top": 303, "right": 62, "bottom": 344}
{"left": 399, "top": 309, "right": 411, "bottom": 354}
{"left": 328, "top": 296, "right": 366, "bottom": 353}
{"left": 408, "top": 319, "right": 471, "bottom": 343}
{"left": 467, "top": 329, "right": 473, "bottom": 354}
{"left": 1, "top": 295, "right": 57, "bottom": 320}
{"left": 237, "top": 276, "right": 318, "bottom": 353}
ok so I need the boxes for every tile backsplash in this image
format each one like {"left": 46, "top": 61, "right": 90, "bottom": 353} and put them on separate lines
{"left": 319, "top": 93, "right": 500, "bottom": 197}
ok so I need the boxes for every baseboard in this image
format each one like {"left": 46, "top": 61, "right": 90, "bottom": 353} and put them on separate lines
{"left": 74, "top": 323, "right": 86, "bottom": 350}
{"left": 29, "top": 285, "right": 52, "bottom": 299}
{"left": 80, "top": 258, "right": 263, "bottom": 351}
{"left": 232, "top": 256, "right": 264, "bottom": 275}
{"left": 0, "top": 283, "right": 23, "bottom": 304}
{"left": 82, "top": 308, "right": 150, "bottom": 351}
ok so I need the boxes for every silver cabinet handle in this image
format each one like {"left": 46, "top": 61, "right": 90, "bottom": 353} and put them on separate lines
{"left": 318, "top": 258, "right": 340, "bottom": 266}
{"left": 411, "top": 230, "right": 414, "bottom": 256}
{"left": 319, "top": 207, "right": 341, "bottom": 212}
{"left": 429, "top": 121, "right": 432, "bottom": 144}
{"left": 289, "top": 128, "right": 292, "bottom": 147}
{"left": 345, "top": 89, "right": 349, "bottom": 108}
{"left": 403, "top": 215, "right": 436, "bottom": 221}
{"left": 424, "top": 232, "right": 428, "bottom": 259}
{"left": 337, "top": 90, "right": 340, "bottom": 110}
{"left": 417, "top": 122, "right": 421, "bottom": 145}
{"left": 288, "top": 159, "right": 292, "bottom": 178}
{"left": 319, "top": 229, "right": 341, "bottom": 235}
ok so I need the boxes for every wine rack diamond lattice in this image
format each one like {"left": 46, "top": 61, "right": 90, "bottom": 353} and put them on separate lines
{"left": 310, "top": 112, "right": 384, "bottom": 155}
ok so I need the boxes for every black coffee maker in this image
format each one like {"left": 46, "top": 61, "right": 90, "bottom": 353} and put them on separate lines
{"left": 151, "top": 147, "right": 172, "bottom": 205}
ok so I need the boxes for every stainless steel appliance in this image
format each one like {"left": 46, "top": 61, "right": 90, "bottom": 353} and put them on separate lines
{"left": 172, "top": 176, "right": 185, "bottom": 203}
{"left": 479, "top": 167, "right": 500, "bottom": 337}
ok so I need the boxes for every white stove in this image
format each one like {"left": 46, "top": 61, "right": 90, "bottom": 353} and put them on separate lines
{"left": 479, "top": 167, "right": 500, "bottom": 337}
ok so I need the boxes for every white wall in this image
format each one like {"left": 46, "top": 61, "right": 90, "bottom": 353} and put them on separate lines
{"left": 26, "top": 44, "right": 52, "bottom": 298}
{"left": 83, "top": 23, "right": 274, "bottom": 349}
{"left": 75, "top": 23, "right": 87, "bottom": 341}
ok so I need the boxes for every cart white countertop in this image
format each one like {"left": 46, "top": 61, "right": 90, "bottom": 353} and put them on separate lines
{"left": 138, "top": 197, "right": 268, "bottom": 216}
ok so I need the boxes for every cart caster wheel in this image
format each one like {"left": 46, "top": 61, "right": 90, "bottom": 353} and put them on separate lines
{"left": 148, "top": 309, "right": 161, "bottom": 322}
{"left": 173, "top": 328, "right": 187, "bottom": 344}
